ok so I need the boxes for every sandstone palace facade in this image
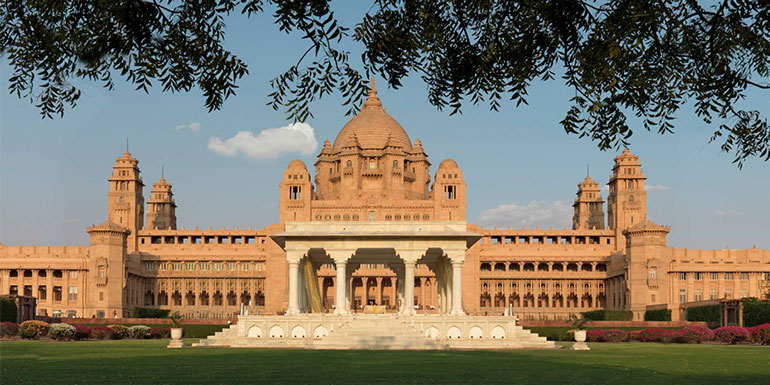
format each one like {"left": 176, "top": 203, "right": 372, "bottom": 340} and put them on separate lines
{"left": 2, "top": 83, "right": 769, "bottom": 321}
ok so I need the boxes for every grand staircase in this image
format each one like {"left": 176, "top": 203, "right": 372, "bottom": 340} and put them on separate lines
{"left": 310, "top": 315, "right": 444, "bottom": 350}
{"left": 192, "top": 314, "right": 556, "bottom": 350}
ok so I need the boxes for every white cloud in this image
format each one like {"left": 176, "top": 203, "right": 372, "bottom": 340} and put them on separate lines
{"left": 600, "top": 185, "right": 609, "bottom": 193}
{"left": 477, "top": 200, "right": 573, "bottom": 229}
{"left": 646, "top": 184, "right": 670, "bottom": 191}
{"left": 175, "top": 121, "right": 201, "bottom": 132}
{"left": 208, "top": 122, "right": 318, "bottom": 159}
{"left": 716, "top": 209, "right": 742, "bottom": 217}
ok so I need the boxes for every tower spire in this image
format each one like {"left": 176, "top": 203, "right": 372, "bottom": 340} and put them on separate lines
{"left": 161, "top": 165, "right": 164, "bottom": 179}
{"left": 126, "top": 137, "right": 129, "bottom": 153}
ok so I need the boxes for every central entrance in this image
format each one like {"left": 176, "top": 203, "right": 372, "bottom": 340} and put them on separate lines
{"left": 270, "top": 221, "right": 480, "bottom": 316}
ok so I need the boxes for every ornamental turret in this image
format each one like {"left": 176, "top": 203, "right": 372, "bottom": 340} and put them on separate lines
{"left": 572, "top": 174, "right": 605, "bottom": 230}
{"left": 146, "top": 174, "right": 177, "bottom": 230}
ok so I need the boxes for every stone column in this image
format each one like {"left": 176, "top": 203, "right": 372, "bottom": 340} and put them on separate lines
{"left": 391, "top": 277, "right": 397, "bottom": 310}
{"left": 334, "top": 261, "right": 347, "bottom": 314}
{"left": 420, "top": 277, "right": 426, "bottom": 312}
{"left": 451, "top": 260, "right": 465, "bottom": 315}
{"left": 376, "top": 277, "right": 383, "bottom": 305}
{"left": 403, "top": 262, "right": 416, "bottom": 315}
{"left": 287, "top": 260, "right": 300, "bottom": 315}
{"left": 363, "top": 276, "right": 369, "bottom": 306}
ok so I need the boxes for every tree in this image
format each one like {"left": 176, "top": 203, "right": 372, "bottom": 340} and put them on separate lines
{"left": 2, "top": 1, "right": 768, "bottom": 166}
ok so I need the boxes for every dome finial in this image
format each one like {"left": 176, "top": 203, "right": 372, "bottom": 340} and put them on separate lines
{"left": 364, "top": 77, "right": 381, "bottom": 109}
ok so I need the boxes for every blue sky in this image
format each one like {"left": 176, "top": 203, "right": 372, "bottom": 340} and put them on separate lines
{"left": 1, "top": 4, "right": 768, "bottom": 249}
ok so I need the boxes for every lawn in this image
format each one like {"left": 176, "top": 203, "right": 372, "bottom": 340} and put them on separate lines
{"left": 1, "top": 340, "right": 768, "bottom": 384}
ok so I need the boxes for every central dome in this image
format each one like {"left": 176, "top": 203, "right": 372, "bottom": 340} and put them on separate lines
{"left": 332, "top": 80, "right": 412, "bottom": 150}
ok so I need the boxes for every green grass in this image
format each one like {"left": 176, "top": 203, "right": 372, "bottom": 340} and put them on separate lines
{"left": 1, "top": 340, "right": 768, "bottom": 384}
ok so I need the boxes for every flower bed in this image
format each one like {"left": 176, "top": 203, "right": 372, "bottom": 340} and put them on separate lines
{"left": 150, "top": 327, "right": 170, "bottom": 339}
{"left": 107, "top": 325, "right": 129, "bottom": 339}
{"left": 73, "top": 325, "right": 91, "bottom": 340}
{"left": 127, "top": 325, "right": 152, "bottom": 339}
{"left": 586, "top": 329, "right": 628, "bottom": 343}
{"left": 0, "top": 322, "right": 18, "bottom": 338}
{"left": 633, "top": 328, "right": 676, "bottom": 343}
{"left": 747, "top": 323, "right": 770, "bottom": 345}
{"left": 714, "top": 326, "right": 751, "bottom": 344}
{"left": 49, "top": 324, "right": 76, "bottom": 341}
{"left": 18, "top": 320, "right": 50, "bottom": 339}
{"left": 89, "top": 326, "right": 114, "bottom": 340}
{"left": 674, "top": 325, "right": 714, "bottom": 344}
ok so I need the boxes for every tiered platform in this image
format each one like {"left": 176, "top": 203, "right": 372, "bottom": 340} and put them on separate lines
{"left": 192, "top": 314, "right": 556, "bottom": 350}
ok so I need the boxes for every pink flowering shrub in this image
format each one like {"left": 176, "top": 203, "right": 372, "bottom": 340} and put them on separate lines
{"left": 674, "top": 325, "right": 714, "bottom": 344}
{"left": 713, "top": 326, "right": 750, "bottom": 344}
{"left": 0, "top": 322, "right": 18, "bottom": 338}
{"left": 636, "top": 328, "right": 676, "bottom": 343}
{"left": 585, "top": 329, "right": 629, "bottom": 343}
{"left": 89, "top": 326, "right": 114, "bottom": 340}
{"left": 747, "top": 323, "right": 770, "bottom": 345}
{"left": 73, "top": 325, "right": 91, "bottom": 340}
{"left": 586, "top": 330, "right": 603, "bottom": 342}
{"left": 600, "top": 329, "right": 629, "bottom": 343}
{"left": 150, "top": 327, "right": 170, "bottom": 339}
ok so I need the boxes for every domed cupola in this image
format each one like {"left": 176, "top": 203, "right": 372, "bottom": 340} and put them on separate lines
{"left": 332, "top": 78, "right": 412, "bottom": 151}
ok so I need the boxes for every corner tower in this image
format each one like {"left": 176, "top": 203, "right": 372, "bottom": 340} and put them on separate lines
{"left": 607, "top": 149, "right": 647, "bottom": 250}
{"left": 107, "top": 150, "right": 144, "bottom": 251}
{"left": 146, "top": 176, "right": 177, "bottom": 230}
{"left": 572, "top": 175, "right": 605, "bottom": 230}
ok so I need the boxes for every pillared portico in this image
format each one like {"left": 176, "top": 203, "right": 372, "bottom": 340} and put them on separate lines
{"left": 271, "top": 221, "right": 478, "bottom": 316}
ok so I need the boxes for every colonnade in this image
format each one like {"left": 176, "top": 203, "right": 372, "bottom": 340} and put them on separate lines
{"left": 285, "top": 248, "right": 466, "bottom": 316}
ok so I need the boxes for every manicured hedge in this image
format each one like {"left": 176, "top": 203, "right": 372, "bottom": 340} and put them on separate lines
{"left": 581, "top": 310, "right": 633, "bottom": 321}
{"left": 0, "top": 297, "right": 17, "bottom": 322}
{"left": 685, "top": 305, "right": 720, "bottom": 322}
{"left": 644, "top": 309, "right": 671, "bottom": 321}
{"left": 742, "top": 298, "right": 770, "bottom": 327}
{"left": 132, "top": 307, "right": 171, "bottom": 319}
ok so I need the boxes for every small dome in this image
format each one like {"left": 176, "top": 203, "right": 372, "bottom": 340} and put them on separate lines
{"left": 332, "top": 79, "right": 412, "bottom": 150}
{"left": 287, "top": 159, "right": 307, "bottom": 170}
{"left": 439, "top": 159, "right": 459, "bottom": 169}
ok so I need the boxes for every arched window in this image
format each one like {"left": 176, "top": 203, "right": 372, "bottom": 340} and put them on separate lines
{"left": 627, "top": 181, "right": 633, "bottom": 189}
{"left": 346, "top": 160, "right": 352, "bottom": 168}
{"left": 393, "top": 160, "right": 398, "bottom": 168}
{"left": 629, "top": 195, "right": 635, "bottom": 202}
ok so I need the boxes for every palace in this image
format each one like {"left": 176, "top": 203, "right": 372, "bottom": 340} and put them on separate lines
{"left": 2, "top": 82, "right": 769, "bottom": 323}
